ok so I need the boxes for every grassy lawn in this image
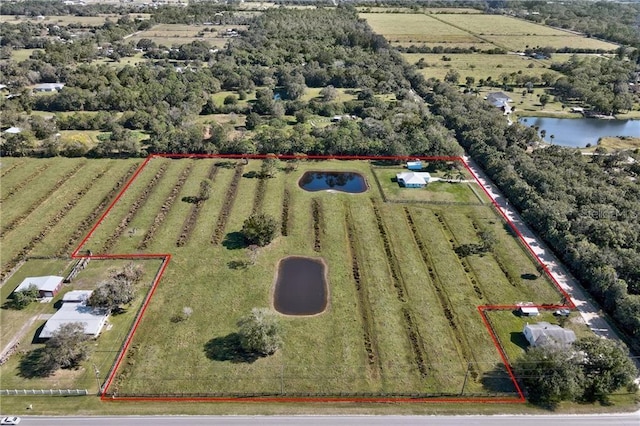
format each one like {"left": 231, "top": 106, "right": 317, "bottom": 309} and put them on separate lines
{"left": 582, "top": 137, "right": 640, "bottom": 152}
{"left": 372, "top": 166, "right": 482, "bottom": 204}
{"left": 1, "top": 158, "right": 634, "bottom": 413}
{"left": 483, "top": 35, "right": 618, "bottom": 52}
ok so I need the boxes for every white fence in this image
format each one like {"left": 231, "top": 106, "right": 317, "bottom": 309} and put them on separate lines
{"left": 0, "top": 389, "right": 88, "bottom": 396}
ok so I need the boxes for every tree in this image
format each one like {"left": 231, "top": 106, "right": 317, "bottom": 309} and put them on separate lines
{"left": 88, "top": 279, "right": 135, "bottom": 312}
{"left": 237, "top": 308, "right": 282, "bottom": 355}
{"left": 444, "top": 69, "right": 460, "bottom": 85}
{"left": 319, "top": 85, "right": 338, "bottom": 102}
{"left": 260, "top": 155, "right": 279, "bottom": 178}
{"left": 9, "top": 284, "right": 39, "bottom": 310}
{"left": 198, "top": 179, "right": 212, "bottom": 201}
{"left": 88, "top": 263, "right": 142, "bottom": 312}
{"left": 539, "top": 94, "right": 550, "bottom": 108}
{"left": 514, "top": 343, "right": 585, "bottom": 407}
{"left": 465, "top": 76, "right": 475, "bottom": 87}
{"left": 479, "top": 229, "right": 497, "bottom": 252}
{"left": 241, "top": 213, "right": 278, "bottom": 247}
{"left": 574, "top": 337, "right": 638, "bottom": 402}
{"left": 40, "top": 322, "right": 91, "bottom": 373}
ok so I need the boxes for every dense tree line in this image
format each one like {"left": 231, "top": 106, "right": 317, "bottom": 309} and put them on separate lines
{"left": 418, "top": 80, "right": 640, "bottom": 351}
{"left": 505, "top": 0, "right": 640, "bottom": 61}
{"left": 550, "top": 55, "right": 635, "bottom": 115}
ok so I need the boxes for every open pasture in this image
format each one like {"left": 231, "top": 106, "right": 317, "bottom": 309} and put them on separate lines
{"left": 483, "top": 35, "right": 618, "bottom": 52}
{"left": 67, "top": 156, "right": 561, "bottom": 398}
{"left": 129, "top": 24, "right": 247, "bottom": 48}
{"left": 403, "top": 53, "right": 559, "bottom": 82}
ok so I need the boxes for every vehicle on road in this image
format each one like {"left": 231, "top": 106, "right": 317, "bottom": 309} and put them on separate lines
{"left": 0, "top": 417, "right": 21, "bottom": 425}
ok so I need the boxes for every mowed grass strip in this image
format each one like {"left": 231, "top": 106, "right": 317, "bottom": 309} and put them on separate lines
{"left": 380, "top": 203, "right": 465, "bottom": 393}
{"left": 0, "top": 160, "right": 50, "bottom": 202}
{"left": 0, "top": 160, "right": 97, "bottom": 273}
{"left": 111, "top": 159, "right": 195, "bottom": 253}
{"left": 348, "top": 200, "right": 423, "bottom": 392}
{"left": 79, "top": 157, "right": 169, "bottom": 253}
{"left": 409, "top": 206, "right": 502, "bottom": 392}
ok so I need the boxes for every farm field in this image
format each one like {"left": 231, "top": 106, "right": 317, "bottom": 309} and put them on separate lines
{"left": 360, "top": 13, "right": 480, "bottom": 45}
{"left": 128, "top": 24, "right": 247, "bottom": 48}
{"left": 362, "top": 12, "right": 619, "bottom": 53}
{"left": 31, "top": 156, "right": 561, "bottom": 398}
{"left": 402, "top": 53, "right": 558, "bottom": 82}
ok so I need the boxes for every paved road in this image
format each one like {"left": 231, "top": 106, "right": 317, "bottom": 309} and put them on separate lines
{"left": 463, "top": 156, "right": 640, "bottom": 376}
{"left": 14, "top": 414, "right": 640, "bottom": 426}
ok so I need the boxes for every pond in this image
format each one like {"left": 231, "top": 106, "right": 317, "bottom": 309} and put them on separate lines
{"left": 273, "top": 257, "right": 328, "bottom": 316}
{"left": 518, "top": 117, "right": 640, "bottom": 148}
{"left": 298, "top": 171, "right": 368, "bottom": 193}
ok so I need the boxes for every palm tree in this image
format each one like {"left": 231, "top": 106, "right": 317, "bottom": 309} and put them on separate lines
{"left": 550, "top": 134, "right": 555, "bottom": 144}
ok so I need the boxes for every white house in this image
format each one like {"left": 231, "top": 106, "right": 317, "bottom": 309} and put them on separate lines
{"left": 523, "top": 322, "right": 576, "bottom": 347}
{"left": 33, "top": 83, "right": 65, "bottom": 92}
{"left": 39, "top": 296, "right": 108, "bottom": 339}
{"left": 485, "top": 92, "right": 513, "bottom": 114}
{"left": 14, "top": 276, "right": 64, "bottom": 298}
{"left": 396, "top": 172, "right": 431, "bottom": 188}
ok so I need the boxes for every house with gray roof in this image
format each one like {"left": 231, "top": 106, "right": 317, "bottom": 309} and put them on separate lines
{"left": 523, "top": 322, "right": 576, "bottom": 347}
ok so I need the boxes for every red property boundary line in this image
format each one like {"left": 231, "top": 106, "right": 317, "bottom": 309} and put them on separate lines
{"left": 66, "top": 153, "right": 576, "bottom": 404}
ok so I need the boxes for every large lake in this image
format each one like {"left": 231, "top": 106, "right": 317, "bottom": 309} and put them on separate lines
{"left": 518, "top": 117, "right": 640, "bottom": 148}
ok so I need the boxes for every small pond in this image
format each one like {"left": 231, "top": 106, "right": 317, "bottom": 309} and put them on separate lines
{"left": 299, "top": 171, "right": 368, "bottom": 193}
{"left": 273, "top": 256, "right": 328, "bottom": 316}
{"left": 519, "top": 116, "right": 640, "bottom": 148}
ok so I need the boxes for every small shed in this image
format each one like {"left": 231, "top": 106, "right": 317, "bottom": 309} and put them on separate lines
{"left": 396, "top": 172, "right": 431, "bottom": 188}
{"left": 518, "top": 306, "right": 539, "bottom": 316}
{"left": 62, "top": 290, "right": 92, "bottom": 304}
{"left": 523, "top": 322, "right": 576, "bottom": 347}
{"left": 14, "top": 276, "right": 64, "bottom": 298}
{"left": 407, "top": 161, "right": 423, "bottom": 171}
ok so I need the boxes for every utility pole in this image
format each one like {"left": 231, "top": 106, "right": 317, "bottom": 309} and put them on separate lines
{"left": 280, "top": 363, "right": 284, "bottom": 395}
{"left": 92, "top": 363, "right": 101, "bottom": 394}
{"left": 460, "top": 362, "right": 472, "bottom": 396}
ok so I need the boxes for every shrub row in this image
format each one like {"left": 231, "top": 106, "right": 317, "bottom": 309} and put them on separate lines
{"left": 404, "top": 207, "right": 478, "bottom": 380}
{"left": 311, "top": 198, "right": 323, "bottom": 252}
{"left": 56, "top": 163, "right": 140, "bottom": 257}
{"left": 280, "top": 188, "right": 291, "bottom": 237}
{"left": 370, "top": 199, "right": 431, "bottom": 377}
{"left": 176, "top": 163, "right": 219, "bottom": 247}
{"left": 1, "top": 162, "right": 80, "bottom": 238}
{"left": 0, "top": 161, "right": 23, "bottom": 178}
{"left": 0, "top": 163, "right": 50, "bottom": 203}
{"left": 211, "top": 163, "right": 243, "bottom": 245}
{"left": 102, "top": 162, "right": 169, "bottom": 253}
{"left": 0, "top": 163, "right": 95, "bottom": 281}
{"left": 139, "top": 162, "right": 194, "bottom": 250}
{"left": 345, "top": 207, "right": 380, "bottom": 377}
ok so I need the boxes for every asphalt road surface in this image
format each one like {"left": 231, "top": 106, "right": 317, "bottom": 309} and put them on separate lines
{"left": 15, "top": 414, "right": 640, "bottom": 426}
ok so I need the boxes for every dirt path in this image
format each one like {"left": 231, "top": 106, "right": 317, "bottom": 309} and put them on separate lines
{"left": 0, "top": 313, "right": 52, "bottom": 362}
{"left": 463, "top": 155, "right": 640, "bottom": 376}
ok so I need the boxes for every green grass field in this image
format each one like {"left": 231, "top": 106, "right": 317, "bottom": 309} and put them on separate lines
{"left": 361, "top": 13, "right": 480, "bottom": 45}
{"left": 129, "top": 24, "right": 247, "bottom": 48}
{"left": 402, "top": 53, "right": 559, "bottom": 82}
{"left": 62, "top": 157, "right": 561, "bottom": 397}
{"left": 0, "top": 158, "right": 634, "bottom": 413}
